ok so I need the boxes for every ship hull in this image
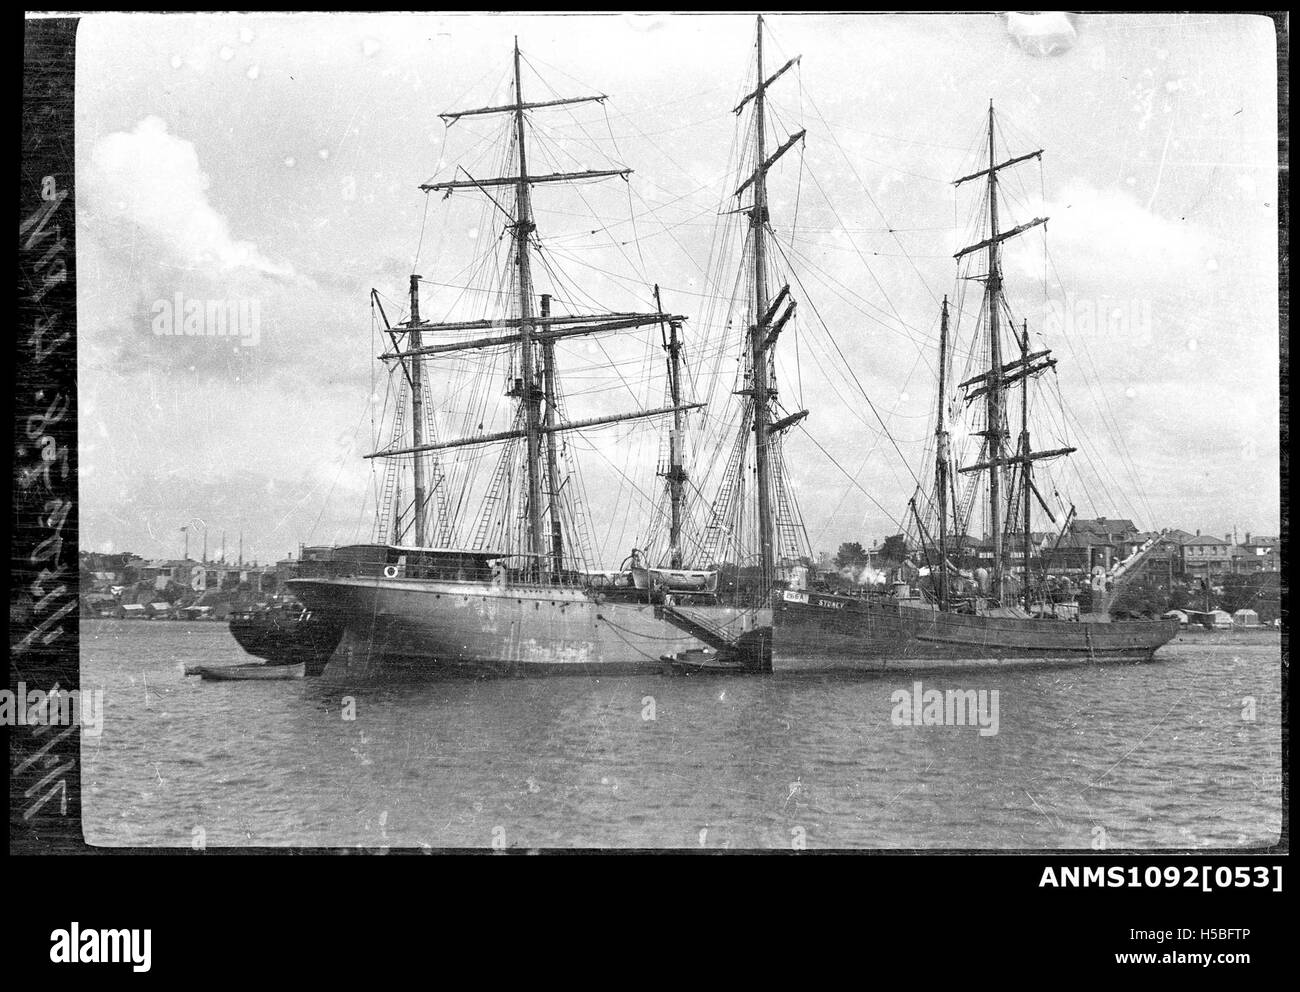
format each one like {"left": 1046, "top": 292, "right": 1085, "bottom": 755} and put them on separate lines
{"left": 287, "top": 576, "right": 766, "bottom": 680}
{"left": 229, "top": 609, "right": 342, "bottom": 676}
{"left": 773, "top": 591, "right": 1180, "bottom": 673}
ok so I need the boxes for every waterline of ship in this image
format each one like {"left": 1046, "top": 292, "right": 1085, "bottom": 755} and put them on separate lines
{"left": 289, "top": 572, "right": 769, "bottom": 679}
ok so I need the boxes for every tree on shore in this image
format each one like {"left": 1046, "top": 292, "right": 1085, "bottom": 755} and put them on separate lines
{"left": 1217, "top": 573, "right": 1279, "bottom": 618}
{"left": 878, "top": 534, "right": 909, "bottom": 567}
{"left": 835, "top": 542, "right": 868, "bottom": 568}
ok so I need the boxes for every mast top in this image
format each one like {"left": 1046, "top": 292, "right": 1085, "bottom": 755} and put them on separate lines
{"left": 438, "top": 40, "right": 607, "bottom": 125}
{"left": 952, "top": 106, "right": 1048, "bottom": 257}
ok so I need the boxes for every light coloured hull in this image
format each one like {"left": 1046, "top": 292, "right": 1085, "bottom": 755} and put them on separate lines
{"left": 773, "top": 590, "right": 1180, "bottom": 673}
{"left": 287, "top": 576, "right": 766, "bottom": 680}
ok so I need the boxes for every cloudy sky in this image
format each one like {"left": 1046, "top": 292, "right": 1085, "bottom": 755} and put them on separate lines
{"left": 74, "top": 12, "right": 1280, "bottom": 565}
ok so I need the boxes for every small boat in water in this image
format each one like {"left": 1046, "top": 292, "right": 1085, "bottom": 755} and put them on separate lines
{"left": 186, "top": 661, "right": 306, "bottom": 681}
{"left": 662, "top": 648, "right": 751, "bottom": 674}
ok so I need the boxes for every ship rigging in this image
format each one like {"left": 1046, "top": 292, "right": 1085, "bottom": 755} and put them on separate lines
{"left": 912, "top": 102, "right": 1073, "bottom": 612}
{"left": 365, "top": 39, "right": 702, "bottom": 580}
{"left": 682, "top": 15, "right": 813, "bottom": 605}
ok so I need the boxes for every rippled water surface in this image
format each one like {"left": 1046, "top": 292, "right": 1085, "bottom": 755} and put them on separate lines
{"left": 80, "top": 620, "right": 1282, "bottom": 849}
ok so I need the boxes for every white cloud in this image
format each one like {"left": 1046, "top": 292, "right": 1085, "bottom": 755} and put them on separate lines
{"left": 1008, "top": 182, "right": 1209, "bottom": 279}
{"left": 84, "top": 115, "right": 294, "bottom": 278}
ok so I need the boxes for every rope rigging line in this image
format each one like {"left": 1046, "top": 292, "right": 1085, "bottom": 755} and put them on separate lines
{"left": 791, "top": 76, "right": 945, "bottom": 312}
{"left": 768, "top": 233, "right": 924, "bottom": 493}
{"left": 797, "top": 423, "right": 906, "bottom": 533}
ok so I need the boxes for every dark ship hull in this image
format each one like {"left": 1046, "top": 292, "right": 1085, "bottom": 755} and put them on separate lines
{"left": 228, "top": 604, "right": 343, "bottom": 676}
{"left": 773, "top": 590, "right": 1179, "bottom": 673}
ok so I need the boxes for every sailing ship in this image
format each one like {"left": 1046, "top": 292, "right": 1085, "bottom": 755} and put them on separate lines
{"left": 264, "top": 16, "right": 1173, "bottom": 678}
{"left": 283, "top": 39, "right": 770, "bottom": 678}
{"left": 771, "top": 101, "right": 1179, "bottom": 671}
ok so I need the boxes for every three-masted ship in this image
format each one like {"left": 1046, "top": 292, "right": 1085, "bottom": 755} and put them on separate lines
{"left": 260, "top": 18, "right": 1176, "bottom": 678}
{"left": 771, "top": 102, "right": 1179, "bottom": 671}
{"left": 283, "top": 40, "right": 769, "bottom": 678}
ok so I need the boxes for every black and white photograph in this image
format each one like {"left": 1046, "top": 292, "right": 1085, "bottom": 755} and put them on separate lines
{"left": 17, "top": 11, "right": 1283, "bottom": 864}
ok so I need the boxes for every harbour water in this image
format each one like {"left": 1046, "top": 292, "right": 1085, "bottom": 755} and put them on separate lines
{"left": 80, "top": 620, "right": 1282, "bottom": 849}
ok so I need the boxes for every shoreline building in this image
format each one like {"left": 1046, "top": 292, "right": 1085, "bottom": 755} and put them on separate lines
{"left": 1181, "top": 532, "right": 1234, "bottom": 580}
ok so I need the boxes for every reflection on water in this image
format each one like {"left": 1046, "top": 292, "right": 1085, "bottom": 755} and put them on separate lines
{"left": 80, "top": 620, "right": 1282, "bottom": 849}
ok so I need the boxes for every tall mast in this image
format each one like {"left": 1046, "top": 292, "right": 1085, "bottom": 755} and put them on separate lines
{"left": 539, "top": 293, "right": 564, "bottom": 574}
{"left": 750, "top": 15, "right": 775, "bottom": 596}
{"left": 408, "top": 273, "right": 428, "bottom": 547}
{"left": 1020, "top": 318, "right": 1032, "bottom": 611}
{"left": 656, "top": 284, "right": 687, "bottom": 569}
{"left": 512, "top": 38, "right": 546, "bottom": 564}
{"left": 936, "top": 296, "right": 950, "bottom": 610}
{"left": 984, "top": 101, "right": 1005, "bottom": 603}
{"left": 953, "top": 106, "right": 1058, "bottom": 605}
{"left": 715, "top": 15, "right": 804, "bottom": 596}
{"left": 376, "top": 43, "right": 709, "bottom": 546}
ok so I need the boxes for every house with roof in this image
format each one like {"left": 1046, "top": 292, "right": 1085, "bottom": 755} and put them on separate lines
{"left": 138, "top": 559, "right": 199, "bottom": 586}
{"left": 81, "top": 592, "right": 119, "bottom": 618}
{"left": 1041, "top": 517, "right": 1136, "bottom": 573}
{"left": 1158, "top": 529, "right": 1199, "bottom": 576}
{"left": 80, "top": 550, "right": 144, "bottom": 579}
{"left": 1236, "top": 533, "right": 1279, "bottom": 572}
{"left": 1003, "top": 531, "right": 1052, "bottom": 568}
{"left": 942, "top": 534, "right": 981, "bottom": 561}
{"left": 1117, "top": 528, "right": 1204, "bottom": 578}
{"left": 1041, "top": 531, "right": 1094, "bottom": 573}
{"left": 1072, "top": 516, "right": 1139, "bottom": 555}
{"left": 1135, "top": 528, "right": 1191, "bottom": 559}
{"left": 1181, "top": 533, "right": 1233, "bottom": 578}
